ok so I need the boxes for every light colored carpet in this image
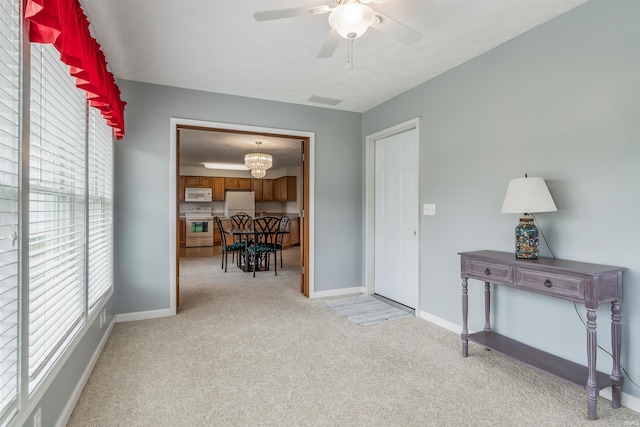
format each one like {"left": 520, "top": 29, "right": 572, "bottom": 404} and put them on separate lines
{"left": 67, "top": 247, "right": 640, "bottom": 426}
{"left": 325, "top": 294, "right": 413, "bottom": 326}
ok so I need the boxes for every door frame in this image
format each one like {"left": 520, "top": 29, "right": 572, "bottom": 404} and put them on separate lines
{"left": 169, "top": 118, "right": 315, "bottom": 314}
{"left": 365, "top": 117, "right": 420, "bottom": 314}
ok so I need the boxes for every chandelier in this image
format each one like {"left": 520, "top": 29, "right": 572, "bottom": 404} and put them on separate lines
{"left": 244, "top": 141, "right": 272, "bottom": 179}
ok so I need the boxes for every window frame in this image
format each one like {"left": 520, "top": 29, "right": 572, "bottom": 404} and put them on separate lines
{"left": 0, "top": 1, "right": 116, "bottom": 424}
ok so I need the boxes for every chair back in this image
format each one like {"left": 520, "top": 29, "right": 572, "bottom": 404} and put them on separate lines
{"left": 277, "top": 216, "right": 290, "bottom": 245}
{"left": 253, "top": 216, "right": 281, "bottom": 246}
{"left": 215, "top": 216, "right": 230, "bottom": 247}
{"left": 230, "top": 212, "right": 253, "bottom": 232}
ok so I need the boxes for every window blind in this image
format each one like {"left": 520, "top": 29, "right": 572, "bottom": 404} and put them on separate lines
{"left": 0, "top": 0, "right": 20, "bottom": 421}
{"left": 28, "top": 43, "right": 86, "bottom": 390}
{"left": 87, "top": 107, "right": 113, "bottom": 313}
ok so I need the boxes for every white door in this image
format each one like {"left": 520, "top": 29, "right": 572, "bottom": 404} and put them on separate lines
{"left": 374, "top": 128, "right": 418, "bottom": 308}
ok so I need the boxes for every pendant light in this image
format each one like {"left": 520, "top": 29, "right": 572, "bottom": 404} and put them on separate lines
{"left": 244, "top": 141, "right": 273, "bottom": 179}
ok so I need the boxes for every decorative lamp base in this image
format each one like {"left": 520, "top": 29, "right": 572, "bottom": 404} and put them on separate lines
{"left": 515, "top": 216, "right": 539, "bottom": 259}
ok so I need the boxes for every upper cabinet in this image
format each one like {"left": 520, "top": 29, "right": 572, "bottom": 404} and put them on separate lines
{"left": 185, "top": 176, "right": 210, "bottom": 188}
{"left": 274, "top": 176, "right": 297, "bottom": 202}
{"left": 211, "top": 177, "right": 224, "bottom": 201}
{"left": 179, "top": 175, "right": 295, "bottom": 201}
{"left": 253, "top": 178, "right": 274, "bottom": 202}
{"left": 224, "top": 177, "right": 252, "bottom": 191}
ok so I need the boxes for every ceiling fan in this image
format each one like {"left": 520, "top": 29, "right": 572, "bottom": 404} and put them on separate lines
{"left": 254, "top": 0, "right": 421, "bottom": 60}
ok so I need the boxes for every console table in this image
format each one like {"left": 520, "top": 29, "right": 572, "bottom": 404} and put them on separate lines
{"left": 459, "top": 250, "right": 625, "bottom": 420}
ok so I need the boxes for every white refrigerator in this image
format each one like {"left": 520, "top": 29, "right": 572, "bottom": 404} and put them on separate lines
{"left": 224, "top": 191, "right": 255, "bottom": 217}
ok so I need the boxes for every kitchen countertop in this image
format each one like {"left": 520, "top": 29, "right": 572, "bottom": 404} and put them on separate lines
{"left": 179, "top": 213, "right": 299, "bottom": 219}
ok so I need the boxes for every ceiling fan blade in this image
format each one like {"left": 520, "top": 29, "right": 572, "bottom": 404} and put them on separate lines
{"left": 317, "top": 29, "right": 342, "bottom": 59}
{"left": 254, "top": 5, "right": 331, "bottom": 21}
{"left": 372, "top": 13, "right": 421, "bottom": 45}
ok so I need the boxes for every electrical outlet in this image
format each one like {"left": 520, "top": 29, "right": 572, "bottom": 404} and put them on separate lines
{"left": 34, "top": 407, "right": 41, "bottom": 427}
{"left": 423, "top": 204, "right": 436, "bottom": 216}
{"left": 100, "top": 309, "right": 106, "bottom": 328}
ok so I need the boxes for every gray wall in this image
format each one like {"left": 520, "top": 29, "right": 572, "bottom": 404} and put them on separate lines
{"left": 114, "top": 82, "right": 363, "bottom": 313}
{"left": 363, "top": 0, "right": 640, "bottom": 399}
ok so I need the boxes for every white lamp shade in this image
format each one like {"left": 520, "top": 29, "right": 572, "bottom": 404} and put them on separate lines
{"left": 501, "top": 177, "right": 558, "bottom": 214}
{"left": 328, "top": 3, "right": 375, "bottom": 39}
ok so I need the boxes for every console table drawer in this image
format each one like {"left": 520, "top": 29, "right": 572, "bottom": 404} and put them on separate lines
{"left": 465, "top": 260, "right": 513, "bottom": 285}
{"left": 517, "top": 268, "right": 585, "bottom": 300}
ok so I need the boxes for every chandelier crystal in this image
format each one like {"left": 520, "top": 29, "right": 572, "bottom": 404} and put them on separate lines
{"left": 244, "top": 141, "right": 272, "bottom": 179}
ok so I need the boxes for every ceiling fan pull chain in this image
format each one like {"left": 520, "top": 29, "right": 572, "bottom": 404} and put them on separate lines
{"left": 347, "top": 36, "right": 354, "bottom": 73}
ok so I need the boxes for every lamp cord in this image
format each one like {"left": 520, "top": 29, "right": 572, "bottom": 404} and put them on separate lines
{"left": 531, "top": 213, "right": 556, "bottom": 259}
{"left": 530, "top": 213, "right": 638, "bottom": 390}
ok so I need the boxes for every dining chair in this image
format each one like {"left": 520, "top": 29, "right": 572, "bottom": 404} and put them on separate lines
{"left": 247, "top": 216, "right": 281, "bottom": 277}
{"left": 215, "top": 216, "right": 245, "bottom": 272}
{"left": 229, "top": 212, "right": 253, "bottom": 266}
{"left": 274, "top": 216, "right": 289, "bottom": 268}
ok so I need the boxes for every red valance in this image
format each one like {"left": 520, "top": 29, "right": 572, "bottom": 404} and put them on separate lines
{"left": 25, "top": 0, "right": 126, "bottom": 139}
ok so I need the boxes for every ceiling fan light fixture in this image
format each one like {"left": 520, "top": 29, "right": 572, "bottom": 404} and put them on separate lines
{"left": 328, "top": 2, "right": 375, "bottom": 39}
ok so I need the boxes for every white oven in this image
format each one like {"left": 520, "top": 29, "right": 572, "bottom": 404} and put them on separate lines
{"left": 184, "top": 207, "right": 214, "bottom": 247}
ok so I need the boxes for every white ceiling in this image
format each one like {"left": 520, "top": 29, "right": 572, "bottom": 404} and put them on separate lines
{"left": 81, "top": 0, "right": 586, "bottom": 167}
{"left": 179, "top": 128, "right": 304, "bottom": 169}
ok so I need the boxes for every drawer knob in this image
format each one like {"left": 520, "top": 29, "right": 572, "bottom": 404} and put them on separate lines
{"left": 484, "top": 268, "right": 491, "bottom": 275}
{"left": 544, "top": 279, "right": 552, "bottom": 288}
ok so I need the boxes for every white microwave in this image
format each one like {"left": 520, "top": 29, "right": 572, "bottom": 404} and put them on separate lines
{"left": 185, "top": 187, "right": 212, "bottom": 202}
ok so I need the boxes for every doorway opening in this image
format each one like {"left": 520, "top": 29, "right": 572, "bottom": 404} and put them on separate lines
{"left": 169, "top": 118, "right": 314, "bottom": 314}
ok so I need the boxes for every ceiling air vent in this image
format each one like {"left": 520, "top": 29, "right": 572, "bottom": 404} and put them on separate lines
{"left": 307, "top": 95, "right": 343, "bottom": 106}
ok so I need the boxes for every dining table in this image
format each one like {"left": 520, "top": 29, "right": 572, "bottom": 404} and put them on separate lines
{"left": 226, "top": 221, "right": 288, "bottom": 274}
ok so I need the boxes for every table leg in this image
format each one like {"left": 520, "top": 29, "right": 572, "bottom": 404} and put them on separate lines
{"left": 462, "top": 278, "right": 469, "bottom": 357}
{"left": 611, "top": 301, "right": 623, "bottom": 409}
{"left": 484, "top": 282, "right": 491, "bottom": 332}
{"left": 586, "top": 307, "right": 598, "bottom": 420}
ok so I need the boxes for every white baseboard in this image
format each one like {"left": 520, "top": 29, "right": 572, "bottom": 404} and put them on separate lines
{"left": 311, "top": 286, "right": 365, "bottom": 299}
{"left": 418, "top": 310, "right": 640, "bottom": 415}
{"left": 55, "top": 317, "right": 116, "bottom": 427}
{"left": 601, "top": 385, "right": 640, "bottom": 414}
{"left": 115, "top": 307, "right": 174, "bottom": 322}
{"left": 419, "top": 310, "right": 462, "bottom": 334}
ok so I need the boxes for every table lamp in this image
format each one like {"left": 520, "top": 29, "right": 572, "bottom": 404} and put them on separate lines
{"left": 501, "top": 174, "right": 557, "bottom": 259}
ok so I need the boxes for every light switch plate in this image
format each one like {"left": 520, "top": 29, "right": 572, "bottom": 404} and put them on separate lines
{"left": 423, "top": 204, "right": 436, "bottom": 215}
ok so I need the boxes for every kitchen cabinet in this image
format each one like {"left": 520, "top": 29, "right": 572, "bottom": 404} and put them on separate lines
{"left": 179, "top": 218, "right": 186, "bottom": 247}
{"left": 281, "top": 217, "right": 300, "bottom": 248}
{"left": 213, "top": 219, "right": 221, "bottom": 246}
{"left": 199, "top": 177, "right": 212, "bottom": 187}
{"left": 213, "top": 218, "right": 232, "bottom": 246}
{"left": 211, "top": 177, "right": 224, "bottom": 201}
{"left": 224, "top": 177, "right": 252, "bottom": 191}
{"left": 289, "top": 217, "right": 300, "bottom": 246}
{"left": 253, "top": 178, "right": 274, "bottom": 201}
{"left": 274, "top": 176, "right": 296, "bottom": 202}
{"left": 178, "top": 176, "right": 185, "bottom": 201}
{"left": 183, "top": 176, "right": 212, "bottom": 188}
{"left": 184, "top": 176, "right": 202, "bottom": 187}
